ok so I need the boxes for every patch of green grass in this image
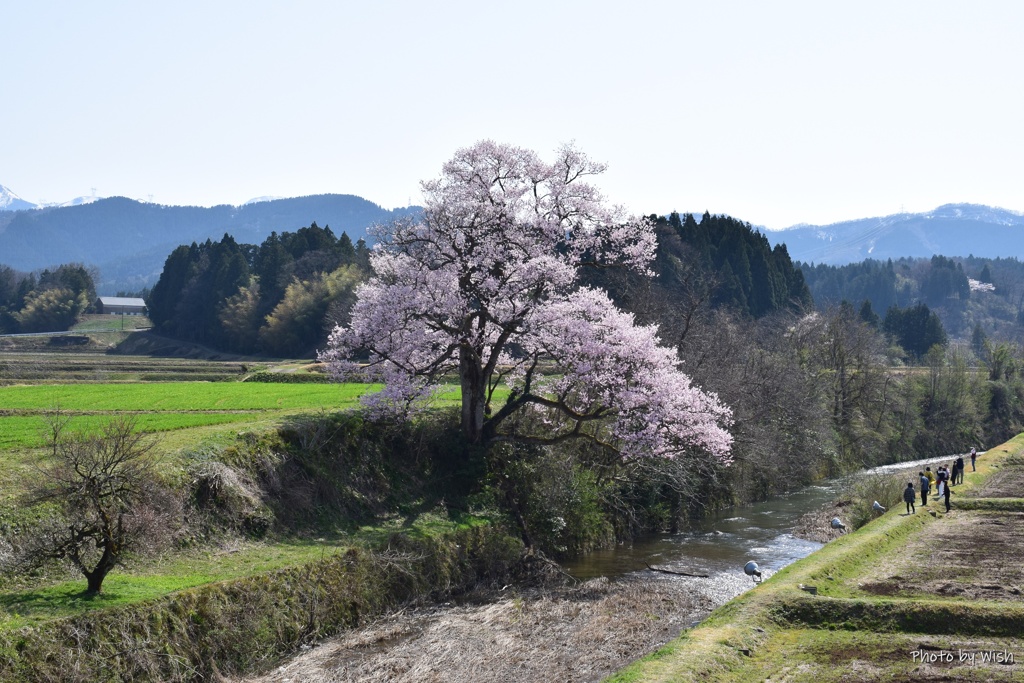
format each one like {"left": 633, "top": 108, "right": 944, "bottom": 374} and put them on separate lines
{"left": 0, "top": 540, "right": 352, "bottom": 629}
{"left": 0, "top": 382, "right": 380, "bottom": 412}
{"left": 72, "top": 315, "right": 153, "bottom": 332}
{"left": 0, "top": 413, "right": 262, "bottom": 450}
{"left": 0, "top": 381, "right": 470, "bottom": 413}
{"left": 711, "top": 628, "right": 1006, "bottom": 683}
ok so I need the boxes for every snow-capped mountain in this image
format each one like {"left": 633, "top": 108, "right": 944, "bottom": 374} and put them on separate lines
{"left": 761, "top": 203, "right": 1024, "bottom": 265}
{"left": 48, "top": 195, "right": 103, "bottom": 208}
{"left": 243, "top": 196, "right": 285, "bottom": 205}
{"left": 0, "top": 184, "right": 105, "bottom": 211}
{"left": 0, "top": 185, "right": 38, "bottom": 211}
{"left": 924, "top": 203, "right": 1024, "bottom": 226}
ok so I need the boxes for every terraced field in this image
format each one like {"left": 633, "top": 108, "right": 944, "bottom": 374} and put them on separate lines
{"left": 0, "top": 351, "right": 252, "bottom": 382}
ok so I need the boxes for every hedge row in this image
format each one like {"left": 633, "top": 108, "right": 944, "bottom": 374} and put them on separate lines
{"left": 0, "top": 525, "right": 523, "bottom": 682}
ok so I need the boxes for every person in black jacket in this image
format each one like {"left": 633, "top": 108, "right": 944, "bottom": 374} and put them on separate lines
{"left": 903, "top": 482, "right": 916, "bottom": 515}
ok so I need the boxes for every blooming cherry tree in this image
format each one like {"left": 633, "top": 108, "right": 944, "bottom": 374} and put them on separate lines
{"left": 320, "top": 141, "right": 732, "bottom": 462}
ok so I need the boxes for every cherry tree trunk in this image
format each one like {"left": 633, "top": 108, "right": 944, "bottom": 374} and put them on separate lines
{"left": 459, "top": 346, "right": 487, "bottom": 443}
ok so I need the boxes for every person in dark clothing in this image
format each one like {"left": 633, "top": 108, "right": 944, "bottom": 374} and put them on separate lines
{"left": 904, "top": 482, "right": 916, "bottom": 514}
{"left": 954, "top": 455, "right": 965, "bottom": 484}
{"left": 971, "top": 447, "right": 977, "bottom": 471}
{"left": 919, "top": 471, "right": 929, "bottom": 506}
{"left": 943, "top": 478, "right": 953, "bottom": 512}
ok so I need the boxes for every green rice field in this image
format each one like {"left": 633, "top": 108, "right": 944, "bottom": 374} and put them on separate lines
{"left": 0, "top": 381, "right": 379, "bottom": 412}
{"left": 0, "top": 381, "right": 466, "bottom": 451}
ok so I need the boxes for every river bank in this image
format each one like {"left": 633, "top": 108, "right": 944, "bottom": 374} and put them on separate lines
{"left": 237, "top": 575, "right": 748, "bottom": 683}
{"left": 607, "top": 434, "right": 1024, "bottom": 682}
{"left": 233, "top": 456, "right": 972, "bottom": 682}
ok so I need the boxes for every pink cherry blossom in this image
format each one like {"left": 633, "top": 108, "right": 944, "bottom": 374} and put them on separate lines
{"left": 320, "top": 141, "right": 731, "bottom": 463}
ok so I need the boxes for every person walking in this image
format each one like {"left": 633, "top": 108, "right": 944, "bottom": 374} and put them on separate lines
{"left": 943, "top": 476, "right": 953, "bottom": 512}
{"left": 971, "top": 447, "right": 977, "bottom": 472}
{"left": 919, "top": 471, "right": 929, "bottom": 506}
{"left": 904, "top": 482, "right": 917, "bottom": 515}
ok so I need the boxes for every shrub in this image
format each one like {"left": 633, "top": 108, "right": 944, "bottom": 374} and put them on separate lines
{"left": 187, "top": 460, "right": 273, "bottom": 537}
{"left": 848, "top": 473, "right": 906, "bottom": 529}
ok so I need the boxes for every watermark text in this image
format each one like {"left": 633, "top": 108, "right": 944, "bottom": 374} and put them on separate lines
{"left": 912, "top": 649, "right": 1015, "bottom": 665}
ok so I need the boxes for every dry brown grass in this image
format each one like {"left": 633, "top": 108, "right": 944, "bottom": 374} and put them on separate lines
{"left": 972, "top": 457, "right": 1024, "bottom": 499}
{"left": 850, "top": 510, "right": 1024, "bottom": 602}
{"left": 792, "top": 499, "right": 855, "bottom": 543}
{"left": 236, "top": 576, "right": 733, "bottom": 683}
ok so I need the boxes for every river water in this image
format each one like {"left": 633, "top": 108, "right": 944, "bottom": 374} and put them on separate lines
{"left": 561, "top": 454, "right": 962, "bottom": 582}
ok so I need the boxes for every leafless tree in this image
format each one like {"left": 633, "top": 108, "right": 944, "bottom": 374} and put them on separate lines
{"left": 9, "top": 414, "right": 180, "bottom": 594}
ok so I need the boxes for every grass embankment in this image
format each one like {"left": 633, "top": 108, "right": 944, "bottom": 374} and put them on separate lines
{"left": 0, "top": 523, "right": 523, "bottom": 682}
{"left": 608, "top": 436, "right": 1024, "bottom": 682}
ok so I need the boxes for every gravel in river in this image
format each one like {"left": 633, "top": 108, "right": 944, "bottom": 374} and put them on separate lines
{"left": 234, "top": 572, "right": 754, "bottom": 683}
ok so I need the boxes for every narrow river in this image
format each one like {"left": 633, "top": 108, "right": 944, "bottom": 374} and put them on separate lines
{"left": 563, "top": 453, "right": 959, "bottom": 582}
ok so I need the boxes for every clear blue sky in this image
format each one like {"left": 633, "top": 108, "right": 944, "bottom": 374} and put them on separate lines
{"left": 3, "top": 1, "right": 1022, "bottom": 229}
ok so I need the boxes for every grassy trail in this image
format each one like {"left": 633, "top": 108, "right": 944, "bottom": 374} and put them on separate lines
{"left": 606, "top": 435, "right": 1024, "bottom": 682}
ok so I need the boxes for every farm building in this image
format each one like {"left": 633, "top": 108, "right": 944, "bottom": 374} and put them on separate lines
{"left": 96, "top": 296, "right": 148, "bottom": 315}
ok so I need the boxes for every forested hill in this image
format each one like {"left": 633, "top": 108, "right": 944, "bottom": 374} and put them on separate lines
{"left": 0, "top": 195, "right": 419, "bottom": 292}
{"left": 660, "top": 212, "right": 812, "bottom": 317}
{"left": 585, "top": 211, "right": 812, "bottom": 329}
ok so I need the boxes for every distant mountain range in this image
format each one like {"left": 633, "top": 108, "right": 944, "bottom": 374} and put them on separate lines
{"left": 2, "top": 182, "right": 1022, "bottom": 293}
{"left": 761, "top": 204, "right": 1024, "bottom": 265}
{"left": 0, "top": 193, "right": 419, "bottom": 292}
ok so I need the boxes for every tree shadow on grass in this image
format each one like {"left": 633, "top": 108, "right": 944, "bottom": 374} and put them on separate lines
{"left": 0, "top": 583, "right": 118, "bottom": 620}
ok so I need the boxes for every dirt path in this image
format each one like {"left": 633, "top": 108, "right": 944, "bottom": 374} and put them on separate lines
{"left": 236, "top": 574, "right": 752, "bottom": 683}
